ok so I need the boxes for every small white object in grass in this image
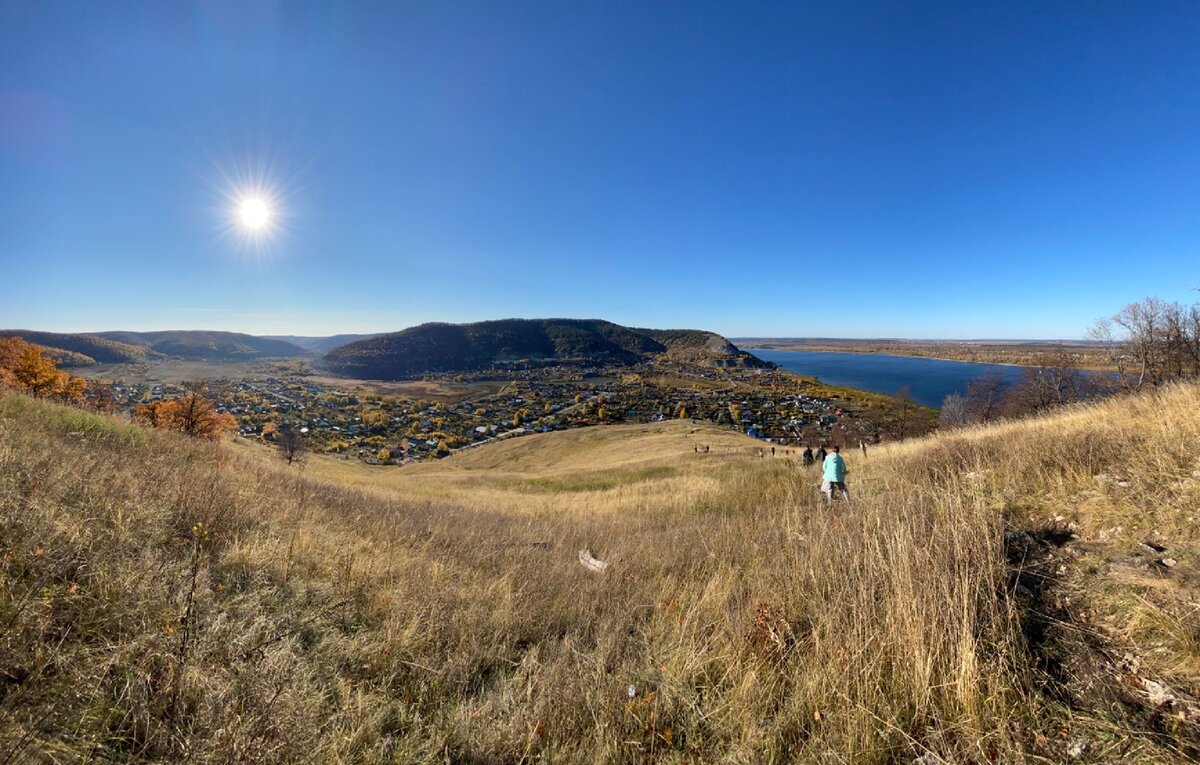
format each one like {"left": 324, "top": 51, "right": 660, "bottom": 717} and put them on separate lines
{"left": 579, "top": 549, "right": 609, "bottom": 573}
{"left": 1144, "top": 678, "right": 1174, "bottom": 706}
{"left": 627, "top": 684, "right": 637, "bottom": 698}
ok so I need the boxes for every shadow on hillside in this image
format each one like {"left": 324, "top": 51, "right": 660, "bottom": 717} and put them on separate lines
{"left": 1005, "top": 525, "right": 1200, "bottom": 756}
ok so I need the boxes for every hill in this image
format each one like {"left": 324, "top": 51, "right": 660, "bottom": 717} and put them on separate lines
{"left": 261, "top": 333, "right": 381, "bottom": 355}
{"left": 0, "top": 329, "right": 150, "bottom": 364}
{"left": 92, "top": 330, "right": 307, "bottom": 361}
{"left": 0, "top": 330, "right": 309, "bottom": 364}
{"left": 3, "top": 386, "right": 1200, "bottom": 761}
{"left": 322, "top": 318, "right": 763, "bottom": 379}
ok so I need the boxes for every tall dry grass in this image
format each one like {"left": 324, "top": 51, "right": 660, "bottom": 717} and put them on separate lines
{"left": 2, "top": 386, "right": 1199, "bottom": 762}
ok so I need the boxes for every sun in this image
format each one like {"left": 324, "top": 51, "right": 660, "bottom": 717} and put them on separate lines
{"left": 240, "top": 198, "right": 269, "bottom": 230}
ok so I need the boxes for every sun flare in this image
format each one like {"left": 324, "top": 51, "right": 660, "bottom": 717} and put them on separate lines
{"left": 240, "top": 198, "right": 269, "bottom": 230}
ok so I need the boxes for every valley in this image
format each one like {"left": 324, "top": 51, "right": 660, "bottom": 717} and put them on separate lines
{"left": 77, "top": 355, "right": 929, "bottom": 463}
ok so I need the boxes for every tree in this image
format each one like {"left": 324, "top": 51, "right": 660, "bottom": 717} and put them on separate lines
{"left": 1163, "top": 301, "right": 1200, "bottom": 378}
{"left": 894, "top": 386, "right": 926, "bottom": 439}
{"left": 277, "top": 424, "right": 307, "bottom": 466}
{"left": 964, "top": 371, "right": 1008, "bottom": 423}
{"left": 0, "top": 337, "right": 86, "bottom": 401}
{"left": 1090, "top": 297, "right": 1200, "bottom": 388}
{"left": 1002, "top": 350, "right": 1097, "bottom": 417}
{"left": 939, "top": 394, "right": 970, "bottom": 427}
{"left": 135, "top": 386, "right": 236, "bottom": 441}
{"left": 1113, "top": 297, "right": 1169, "bottom": 388}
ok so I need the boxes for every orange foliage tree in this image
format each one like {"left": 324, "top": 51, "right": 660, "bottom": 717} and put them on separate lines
{"left": 0, "top": 336, "right": 86, "bottom": 401}
{"left": 135, "top": 387, "right": 237, "bottom": 441}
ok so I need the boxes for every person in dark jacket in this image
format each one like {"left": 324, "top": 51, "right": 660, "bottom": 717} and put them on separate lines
{"left": 815, "top": 445, "right": 827, "bottom": 464}
{"left": 802, "top": 446, "right": 814, "bottom": 467}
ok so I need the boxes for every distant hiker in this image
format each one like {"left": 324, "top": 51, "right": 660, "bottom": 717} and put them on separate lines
{"left": 802, "top": 446, "right": 814, "bottom": 467}
{"left": 705, "top": 445, "right": 709, "bottom": 453}
{"left": 859, "top": 440, "right": 868, "bottom": 457}
{"left": 758, "top": 448, "right": 764, "bottom": 459}
{"left": 694, "top": 445, "right": 698, "bottom": 454}
{"left": 822, "top": 446, "right": 850, "bottom": 504}
{"left": 815, "top": 445, "right": 827, "bottom": 464}
{"left": 771, "top": 446, "right": 776, "bottom": 457}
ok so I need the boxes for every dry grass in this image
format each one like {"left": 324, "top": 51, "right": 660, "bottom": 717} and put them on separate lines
{"left": 3, "top": 385, "right": 1200, "bottom": 762}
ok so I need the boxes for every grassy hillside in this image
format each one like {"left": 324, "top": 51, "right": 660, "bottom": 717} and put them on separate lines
{"left": 322, "top": 319, "right": 762, "bottom": 379}
{"left": 3, "top": 386, "right": 1200, "bottom": 762}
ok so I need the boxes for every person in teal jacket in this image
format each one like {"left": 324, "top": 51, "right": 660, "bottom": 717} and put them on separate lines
{"left": 821, "top": 445, "right": 851, "bottom": 504}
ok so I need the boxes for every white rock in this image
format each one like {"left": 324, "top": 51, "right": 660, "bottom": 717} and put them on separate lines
{"left": 1161, "top": 558, "right": 1178, "bottom": 568}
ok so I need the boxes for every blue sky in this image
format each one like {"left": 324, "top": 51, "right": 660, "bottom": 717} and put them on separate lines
{"left": 2, "top": 1, "right": 1198, "bottom": 339}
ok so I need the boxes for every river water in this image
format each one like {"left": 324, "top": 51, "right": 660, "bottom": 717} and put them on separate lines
{"left": 750, "top": 349, "right": 1027, "bottom": 408}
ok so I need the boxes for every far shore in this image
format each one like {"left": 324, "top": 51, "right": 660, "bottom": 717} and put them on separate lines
{"left": 738, "top": 341, "right": 1118, "bottom": 372}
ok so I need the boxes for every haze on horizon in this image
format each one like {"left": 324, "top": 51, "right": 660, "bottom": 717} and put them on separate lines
{"left": 2, "top": 1, "right": 1198, "bottom": 340}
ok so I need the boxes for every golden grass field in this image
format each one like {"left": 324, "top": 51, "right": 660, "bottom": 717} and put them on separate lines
{"left": 3, "top": 385, "right": 1200, "bottom": 762}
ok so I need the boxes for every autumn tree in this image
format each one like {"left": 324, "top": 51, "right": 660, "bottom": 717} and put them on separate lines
{"left": 135, "top": 385, "right": 236, "bottom": 440}
{"left": 0, "top": 337, "right": 86, "bottom": 401}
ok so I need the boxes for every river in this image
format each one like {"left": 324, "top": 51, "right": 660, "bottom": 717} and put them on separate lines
{"left": 750, "top": 349, "right": 1027, "bottom": 408}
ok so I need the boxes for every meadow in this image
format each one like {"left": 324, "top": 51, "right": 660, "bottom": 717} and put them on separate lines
{"left": 2, "top": 384, "right": 1200, "bottom": 762}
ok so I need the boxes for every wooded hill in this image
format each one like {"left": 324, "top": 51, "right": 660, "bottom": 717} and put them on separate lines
{"left": 0, "top": 330, "right": 308, "bottom": 365}
{"left": 321, "top": 318, "right": 764, "bottom": 379}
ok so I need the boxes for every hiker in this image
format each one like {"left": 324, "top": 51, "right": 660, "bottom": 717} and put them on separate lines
{"left": 815, "top": 445, "right": 827, "bottom": 464}
{"left": 771, "top": 446, "right": 776, "bottom": 457}
{"left": 859, "top": 440, "right": 868, "bottom": 457}
{"left": 822, "top": 445, "right": 850, "bottom": 504}
{"left": 802, "top": 446, "right": 814, "bottom": 467}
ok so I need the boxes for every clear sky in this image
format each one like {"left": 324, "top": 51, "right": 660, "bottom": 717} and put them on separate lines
{"left": 2, "top": 1, "right": 1198, "bottom": 339}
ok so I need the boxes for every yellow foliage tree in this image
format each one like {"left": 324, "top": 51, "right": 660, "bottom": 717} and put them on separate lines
{"left": 135, "top": 388, "right": 237, "bottom": 441}
{"left": 0, "top": 337, "right": 86, "bottom": 401}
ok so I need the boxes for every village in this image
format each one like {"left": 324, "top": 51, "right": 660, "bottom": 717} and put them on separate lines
{"left": 100, "top": 359, "right": 929, "bottom": 464}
